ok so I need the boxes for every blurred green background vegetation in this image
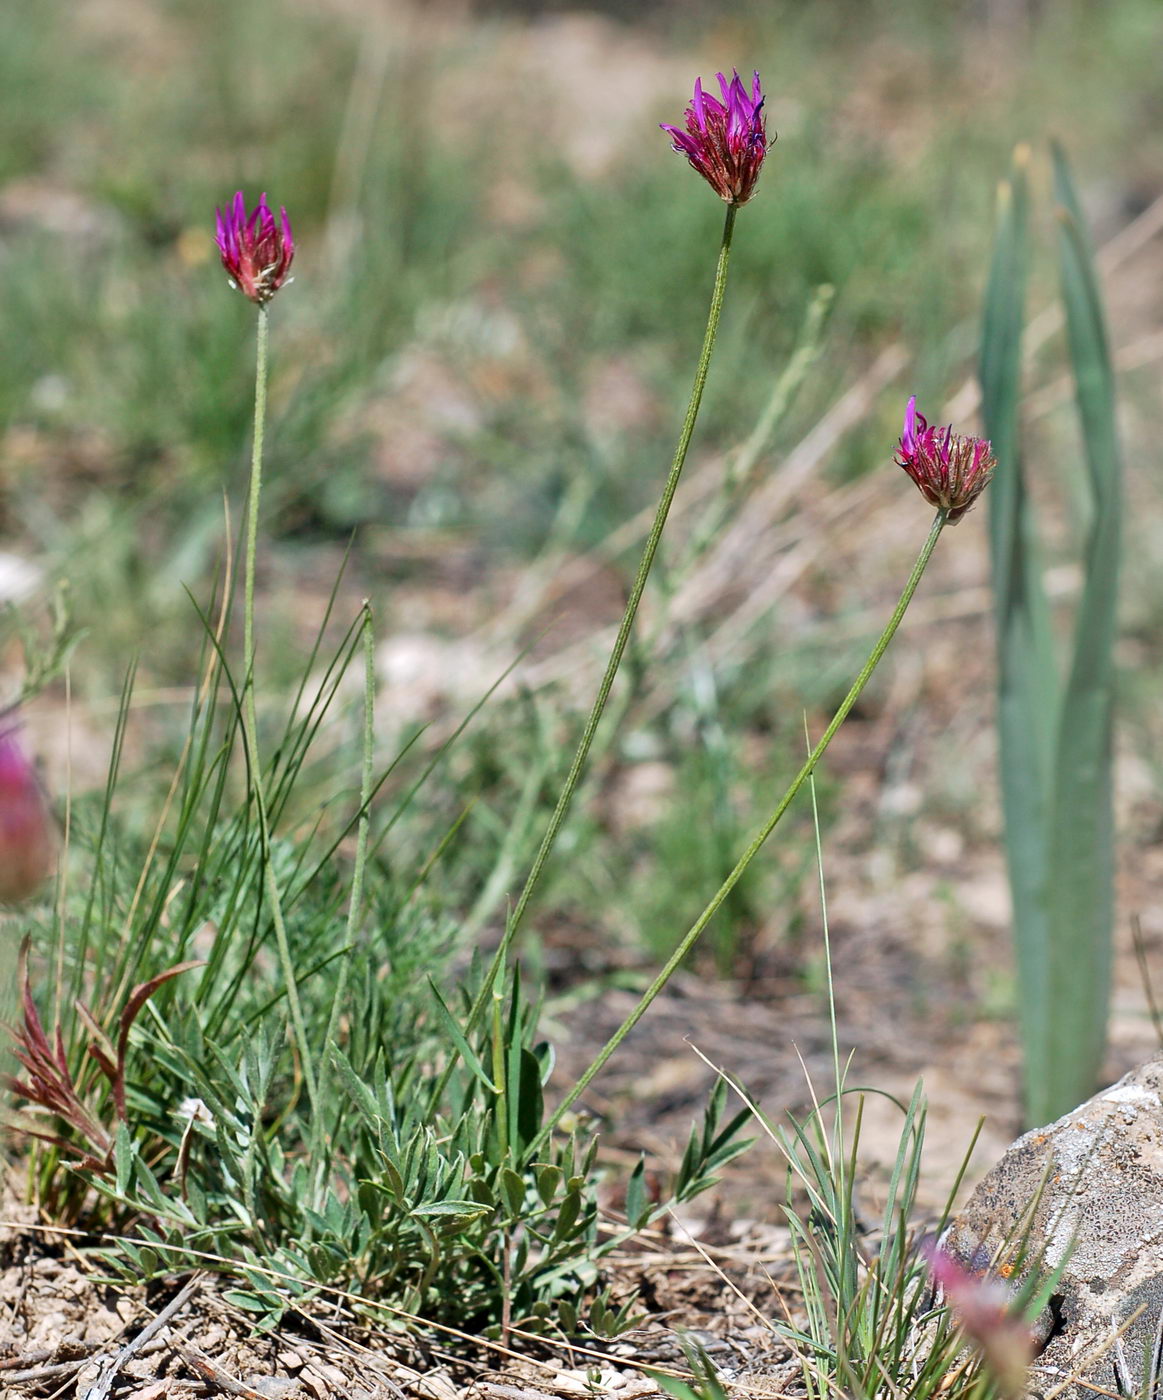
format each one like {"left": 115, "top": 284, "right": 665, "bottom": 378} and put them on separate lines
{"left": 3, "top": 0, "right": 1163, "bottom": 991}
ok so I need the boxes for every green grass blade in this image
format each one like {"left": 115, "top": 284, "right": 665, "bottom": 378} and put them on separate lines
{"left": 980, "top": 145, "right": 1059, "bottom": 1122}
{"left": 428, "top": 981, "right": 493, "bottom": 1092}
{"left": 1039, "top": 143, "right": 1122, "bottom": 1118}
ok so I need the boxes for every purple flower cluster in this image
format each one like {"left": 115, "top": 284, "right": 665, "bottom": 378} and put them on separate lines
{"left": 214, "top": 191, "right": 295, "bottom": 306}
{"left": 0, "top": 727, "right": 55, "bottom": 903}
{"left": 925, "top": 1244, "right": 1034, "bottom": 1399}
{"left": 661, "top": 70, "right": 770, "bottom": 206}
{"left": 895, "top": 396, "right": 996, "bottom": 523}
{"left": 211, "top": 113, "right": 1001, "bottom": 525}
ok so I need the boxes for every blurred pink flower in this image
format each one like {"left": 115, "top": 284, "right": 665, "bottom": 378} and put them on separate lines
{"left": 0, "top": 728, "right": 56, "bottom": 903}
{"left": 925, "top": 1243, "right": 1035, "bottom": 1399}
{"left": 214, "top": 191, "right": 294, "bottom": 306}
{"left": 661, "top": 70, "right": 771, "bottom": 206}
{"left": 895, "top": 396, "right": 996, "bottom": 523}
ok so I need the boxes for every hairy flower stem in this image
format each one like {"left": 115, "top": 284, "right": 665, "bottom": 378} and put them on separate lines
{"left": 530, "top": 508, "right": 948, "bottom": 1154}
{"left": 243, "top": 309, "right": 268, "bottom": 681}
{"left": 243, "top": 307, "right": 318, "bottom": 1114}
{"left": 458, "top": 203, "right": 738, "bottom": 1052}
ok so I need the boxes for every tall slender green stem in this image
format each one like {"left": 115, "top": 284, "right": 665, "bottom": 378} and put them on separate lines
{"left": 244, "top": 308, "right": 269, "bottom": 685}
{"left": 241, "top": 306, "right": 318, "bottom": 1113}
{"left": 461, "top": 203, "right": 738, "bottom": 1043}
{"left": 805, "top": 721, "right": 843, "bottom": 1125}
{"left": 529, "top": 508, "right": 948, "bottom": 1155}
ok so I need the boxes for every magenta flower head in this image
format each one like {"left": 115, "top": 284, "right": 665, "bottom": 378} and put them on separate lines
{"left": 895, "top": 396, "right": 997, "bottom": 523}
{"left": 0, "top": 727, "right": 56, "bottom": 903}
{"left": 924, "top": 1244, "right": 1035, "bottom": 1400}
{"left": 214, "top": 191, "right": 294, "bottom": 306}
{"left": 661, "top": 70, "right": 771, "bottom": 206}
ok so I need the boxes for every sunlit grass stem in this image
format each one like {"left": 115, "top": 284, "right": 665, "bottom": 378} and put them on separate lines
{"left": 530, "top": 507, "right": 948, "bottom": 1153}
{"left": 456, "top": 202, "right": 739, "bottom": 1050}
{"left": 315, "top": 601, "right": 376, "bottom": 1167}
{"left": 242, "top": 305, "right": 318, "bottom": 1114}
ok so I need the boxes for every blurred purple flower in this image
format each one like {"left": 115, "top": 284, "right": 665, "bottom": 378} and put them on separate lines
{"left": 895, "top": 395, "right": 996, "bottom": 523}
{"left": 0, "top": 727, "right": 56, "bottom": 903}
{"left": 925, "top": 1243, "right": 1034, "bottom": 1400}
{"left": 661, "top": 70, "right": 771, "bottom": 206}
{"left": 214, "top": 191, "right": 294, "bottom": 306}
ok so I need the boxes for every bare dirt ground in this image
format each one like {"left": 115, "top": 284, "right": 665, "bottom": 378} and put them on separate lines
{"left": 0, "top": 1217, "right": 800, "bottom": 1399}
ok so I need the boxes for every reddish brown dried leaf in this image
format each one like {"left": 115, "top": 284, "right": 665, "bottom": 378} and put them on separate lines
{"left": 115, "top": 961, "right": 203, "bottom": 1070}
{"left": 94, "top": 961, "right": 199, "bottom": 1123}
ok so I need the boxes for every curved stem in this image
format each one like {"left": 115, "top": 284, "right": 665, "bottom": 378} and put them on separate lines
{"left": 241, "top": 306, "right": 318, "bottom": 1113}
{"left": 457, "top": 204, "right": 739, "bottom": 1055}
{"left": 530, "top": 507, "right": 948, "bottom": 1155}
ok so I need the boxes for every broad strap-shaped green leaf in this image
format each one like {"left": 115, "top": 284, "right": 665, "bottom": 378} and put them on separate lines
{"left": 981, "top": 146, "right": 1059, "bottom": 1123}
{"left": 1038, "top": 144, "right": 1122, "bottom": 1119}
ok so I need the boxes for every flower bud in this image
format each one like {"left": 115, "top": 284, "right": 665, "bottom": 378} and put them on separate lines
{"left": 661, "top": 70, "right": 771, "bottom": 207}
{"left": 895, "top": 396, "right": 996, "bottom": 523}
{"left": 214, "top": 191, "right": 294, "bottom": 306}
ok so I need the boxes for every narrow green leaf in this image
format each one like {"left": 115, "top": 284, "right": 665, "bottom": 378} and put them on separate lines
{"left": 383, "top": 1156, "right": 405, "bottom": 1203}
{"left": 704, "top": 1106, "right": 754, "bottom": 1167}
{"left": 500, "top": 1167, "right": 526, "bottom": 1218}
{"left": 329, "top": 1044, "right": 382, "bottom": 1122}
{"left": 428, "top": 980, "right": 494, "bottom": 1092}
{"left": 468, "top": 1175, "right": 495, "bottom": 1207}
{"left": 222, "top": 1290, "right": 272, "bottom": 1313}
{"left": 625, "top": 1156, "right": 649, "bottom": 1229}
{"left": 553, "top": 1188, "right": 583, "bottom": 1241}
{"left": 114, "top": 1121, "right": 134, "bottom": 1197}
{"left": 877, "top": 1081, "right": 925, "bottom": 1283}
{"left": 413, "top": 1200, "right": 491, "bottom": 1219}
{"left": 535, "top": 1162, "right": 562, "bottom": 1208}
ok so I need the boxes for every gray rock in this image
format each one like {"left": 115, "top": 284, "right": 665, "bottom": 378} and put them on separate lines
{"left": 945, "top": 1053, "right": 1163, "bottom": 1399}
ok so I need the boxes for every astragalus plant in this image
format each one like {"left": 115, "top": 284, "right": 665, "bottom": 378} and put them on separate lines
{"left": 5, "top": 69, "right": 997, "bottom": 1349}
